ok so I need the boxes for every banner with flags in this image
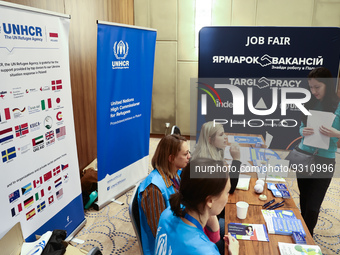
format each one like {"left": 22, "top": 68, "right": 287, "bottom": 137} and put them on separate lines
{"left": 96, "top": 22, "right": 156, "bottom": 208}
{"left": 0, "top": 2, "right": 84, "bottom": 241}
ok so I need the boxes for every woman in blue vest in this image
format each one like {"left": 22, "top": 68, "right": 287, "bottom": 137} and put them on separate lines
{"left": 138, "top": 134, "right": 190, "bottom": 255}
{"left": 296, "top": 67, "right": 340, "bottom": 236}
{"left": 191, "top": 121, "right": 241, "bottom": 253}
{"left": 155, "top": 158, "right": 239, "bottom": 255}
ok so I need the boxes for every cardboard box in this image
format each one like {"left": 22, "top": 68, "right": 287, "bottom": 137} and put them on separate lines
{"left": 0, "top": 222, "right": 88, "bottom": 255}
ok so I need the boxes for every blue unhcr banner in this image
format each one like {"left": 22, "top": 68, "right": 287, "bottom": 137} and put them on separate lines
{"left": 96, "top": 22, "right": 156, "bottom": 207}
{"left": 198, "top": 27, "right": 340, "bottom": 149}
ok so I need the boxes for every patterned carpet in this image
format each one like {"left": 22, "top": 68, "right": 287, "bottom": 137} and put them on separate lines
{"left": 71, "top": 138, "right": 340, "bottom": 255}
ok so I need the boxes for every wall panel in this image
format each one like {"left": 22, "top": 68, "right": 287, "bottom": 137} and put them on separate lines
{"left": 152, "top": 41, "right": 177, "bottom": 133}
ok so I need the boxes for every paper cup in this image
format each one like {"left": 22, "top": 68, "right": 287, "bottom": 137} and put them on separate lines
{"left": 236, "top": 201, "right": 249, "bottom": 219}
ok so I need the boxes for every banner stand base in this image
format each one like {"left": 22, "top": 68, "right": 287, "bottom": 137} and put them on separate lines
{"left": 93, "top": 185, "right": 136, "bottom": 211}
{"left": 65, "top": 218, "right": 87, "bottom": 242}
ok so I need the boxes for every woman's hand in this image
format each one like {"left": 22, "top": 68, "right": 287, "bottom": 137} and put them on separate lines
{"left": 206, "top": 215, "right": 219, "bottom": 232}
{"left": 224, "top": 233, "right": 239, "bottom": 255}
{"left": 320, "top": 125, "right": 340, "bottom": 138}
{"left": 302, "top": 127, "right": 314, "bottom": 136}
{"left": 230, "top": 143, "right": 241, "bottom": 161}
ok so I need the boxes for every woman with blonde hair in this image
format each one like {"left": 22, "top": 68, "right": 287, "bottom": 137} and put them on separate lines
{"left": 192, "top": 121, "right": 241, "bottom": 194}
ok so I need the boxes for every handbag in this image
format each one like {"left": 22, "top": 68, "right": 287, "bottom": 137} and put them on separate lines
{"left": 285, "top": 146, "right": 318, "bottom": 176}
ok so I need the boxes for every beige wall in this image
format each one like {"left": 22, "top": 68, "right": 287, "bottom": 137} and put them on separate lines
{"left": 135, "top": 0, "right": 340, "bottom": 136}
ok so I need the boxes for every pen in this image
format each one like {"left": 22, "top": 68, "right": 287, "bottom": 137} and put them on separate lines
{"left": 263, "top": 199, "right": 275, "bottom": 209}
{"left": 271, "top": 203, "right": 284, "bottom": 210}
{"left": 267, "top": 200, "right": 285, "bottom": 210}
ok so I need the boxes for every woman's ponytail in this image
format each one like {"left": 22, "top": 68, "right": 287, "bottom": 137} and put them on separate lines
{"left": 169, "top": 192, "right": 185, "bottom": 217}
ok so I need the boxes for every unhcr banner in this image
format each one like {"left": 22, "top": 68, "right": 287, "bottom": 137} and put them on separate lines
{"left": 198, "top": 27, "right": 340, "bottom": 149}
{"left": 0, "top": 2, "right": 85, "bottom": 241}
{"left": 96, "top": 21, "right": 156, "bottom": 208}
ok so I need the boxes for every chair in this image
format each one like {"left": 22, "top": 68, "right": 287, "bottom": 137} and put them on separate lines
{"left": 171, "top": 125, "right": 181, "bottom": 136}
{"left": 129, "top": 182, "right": 144, "bottom": 255}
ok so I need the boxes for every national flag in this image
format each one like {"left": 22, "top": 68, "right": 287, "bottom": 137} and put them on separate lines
{"left": 44, "top": 171, "right": 52, "bottom": 182}
{"left": 33, "top": 176, "right": 43, "bottom": 188}
{"left": 40, "top": 188, "right": 45, "bottom": 198}
{"left": 26, "top": 208, "right": 36, "bottom": 220}
{"left": 56, "top": 97, "right": 61, "bottom": 105}
{"left": 54, "top": 177, "right": 62, "bottom": 188}
{"left": 11, "top": 203, "right": 22, "bottom": 217}
{"left": 53, "top": 166, "right": 61, "bottom": 176}
{"left": 9, "top": 189, "right": 20, "bottom": 203}
{"left": 15, "top": 123, "right": 29, "bottom": 137}
{"left": 35, "top": 192, "right": 39, "bottom": 201}
{"left": 0, "top": 127, "right": 13, "bottom": 143}
{"left": 21, "top": 183, "right": 32, "bottom": 195}
{"left": 56, "top": 126, "right": 66, "bottom": 138}
{"left": 48, "top": 195, "right": 54, "bottom": 204}
{"left": 48, "top": 186, "right": 52, "bottom": 192}
{"left": 37, "top": 201, "right": 46, "bottom": 212}
{"left": 1, "top": 146, "right": 16, "bottom": 162}
{"left": 51, "top": 80, "right": 62, "bottom": 90}
{"left": 56, "top": 188, "right": 63, "bottom": 199}
{"left": 24, "top": 196, "right": 34, "bottom": 208}
{"left": 41, "top": 98, "right": 52, "bottom": 110}
{"left": 49, "top": 32, "right": 58, "bottom": 38}
{"left": 45, "top": 130, "right": 54, "bottom": 140}
{"left": 0, "top": 108, "right": 11, "bottom": 122}
{"left": 61, "top": 164, "right": 69, "bottom": 171}
{"left": 63, "top": 173, "right": 69, "bottom": 182}
{"left": 32, "top": 135, "right": 44, "bottom": 146}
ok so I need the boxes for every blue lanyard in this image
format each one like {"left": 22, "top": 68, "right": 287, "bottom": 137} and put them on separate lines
{"left": 184, "top": 213, "right": 203, "bottom": 232}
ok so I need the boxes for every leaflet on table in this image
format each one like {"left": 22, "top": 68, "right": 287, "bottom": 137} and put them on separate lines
{"left": 278, "top": 242, "right": 322, "bottom": 255}
{"left": 235, "top": 174, "right": 251, "bottom": 190}
{"left": 261, "top": 210, "right": 306, "bottom": 236}
{"left": 227, "top": 135, "right": 263, "bottom": 145}
{"left": 228, "top": 223, "right": 269, "bottom": 242}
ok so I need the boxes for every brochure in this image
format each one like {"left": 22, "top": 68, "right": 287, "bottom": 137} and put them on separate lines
{"left": 261, "top": 210, "right": 306, "bottom": 236}
{"left": 278, "top": 242, "right": 322, "bottom": 255}
{"left": 228, "top": 223, "right": 269, "bottom": 242}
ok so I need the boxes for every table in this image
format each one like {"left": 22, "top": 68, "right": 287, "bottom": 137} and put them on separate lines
{"left": 225, "top": 182, "right": 315, "bottom": 255}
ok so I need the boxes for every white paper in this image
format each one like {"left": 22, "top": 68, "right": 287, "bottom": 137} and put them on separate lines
{"left": 21, "top": 231, "right": 52, "bottom": 255}
{"left": 278, "top": 242, "right": 322, "bottom": 255}
{"left": 303, "top": 110, "right": 335, "bottom": 149}
{"left": 265, "top": 132, "right": 273, "bottom": 148}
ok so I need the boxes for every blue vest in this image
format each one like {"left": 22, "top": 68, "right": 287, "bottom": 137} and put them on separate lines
{"left": 137, "top": 169, "right": 177, "bottom": 255}
{"left": 155, "top": 207, "right": 220, "bottom": 255}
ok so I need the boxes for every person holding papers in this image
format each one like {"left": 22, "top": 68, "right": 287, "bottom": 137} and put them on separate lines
{"left": 296, "top": 67, "right": 340, "bottom": 236}
{"left": 155, "top": 158, "right": 239, "bottom": 255}
{"left": 191, "top": 121, "right": 241, "bottom": 194}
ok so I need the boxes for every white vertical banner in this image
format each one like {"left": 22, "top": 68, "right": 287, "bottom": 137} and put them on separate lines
{"left": 0, "top": 2, "right": 85, "bottom": 241}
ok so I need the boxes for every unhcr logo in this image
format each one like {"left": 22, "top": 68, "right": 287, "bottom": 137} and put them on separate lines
{"left": 112, "top": 40, "right": 129, "bottom": 69}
